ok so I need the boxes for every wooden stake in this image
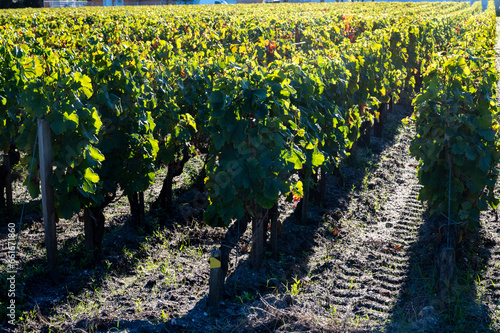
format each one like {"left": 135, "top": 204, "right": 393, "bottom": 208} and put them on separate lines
{"left": 38, "top": 118, "right": 57, "bottom": 269}
{"left": 438, "top": 246, "right": 455, "bottom": 305}
{"left": 208, "top": 249, "right": 223, "bottom": 311}
{"left": 4, "top": 153, "right": 12, "bottom": 209}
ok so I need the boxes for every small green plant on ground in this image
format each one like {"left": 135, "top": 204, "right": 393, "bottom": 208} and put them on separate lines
{"left": 287, "top": 276, "right": 302, "bottom": 296}
{"left": 236, "top": 291, "right": 256, "bottom": 303}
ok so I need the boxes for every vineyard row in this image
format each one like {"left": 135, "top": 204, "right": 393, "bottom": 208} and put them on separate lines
{"left": 0, "top": 2, "right": 497, "bottom": 278}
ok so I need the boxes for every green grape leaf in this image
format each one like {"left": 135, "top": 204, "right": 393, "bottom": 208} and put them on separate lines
{"left": 311, "top": 148, "right": 325, "bottom": 167}
{"left": 84, "top": 168, "right": 100, "bottom": 183}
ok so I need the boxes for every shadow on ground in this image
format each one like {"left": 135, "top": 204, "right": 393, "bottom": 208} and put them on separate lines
{"left": 386, "top": 213, "right": 495, "bottom": 333}
{"left": 164, "top": 100, "right": 419, "bottom": 332}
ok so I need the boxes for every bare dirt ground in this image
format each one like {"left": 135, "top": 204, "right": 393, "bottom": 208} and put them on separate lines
{"left": 2, "top": 19, "right": 500, "bottom": 333}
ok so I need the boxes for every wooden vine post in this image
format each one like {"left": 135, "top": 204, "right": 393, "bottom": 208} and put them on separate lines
{"left": 4, "top": 153, "right": 12, "bottom": 209}
{"left": 208, "top": 249, "right": 223, "bottom": 311}
{"left": 38, "top": 118, "right": 57, "bottom": 270}
{"left": 438, "top": 246, "right": 455, "bottom": 305}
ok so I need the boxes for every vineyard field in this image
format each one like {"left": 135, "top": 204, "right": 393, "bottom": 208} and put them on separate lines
{"left": 1, "top": 1, "right": 500, "bottom": 332}
{"left": 0, "top": 101, "right": 469, "bottom": 332}
{"left": 3, "top": 91, "right": 500, "bottom": 332}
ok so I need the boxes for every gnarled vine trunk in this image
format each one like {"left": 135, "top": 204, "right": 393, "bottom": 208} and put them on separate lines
{"left": 84, "top": 207, "right": 106, "bottom": 260}
{"left": 220, "top": 217, "right": 249, "bottom": 279}
{"left": 152, "top": 149, "right": 190, "bottom": 214}
{"left": 128, "top": 192, "right": 145, "bottom": 228}
{"left": 83, "top": 194, "right": 115, "bottom": 261}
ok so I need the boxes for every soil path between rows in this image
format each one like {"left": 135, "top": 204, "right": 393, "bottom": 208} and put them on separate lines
{"left": 293, "top": 105, "right": 427, "bottom": 332}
